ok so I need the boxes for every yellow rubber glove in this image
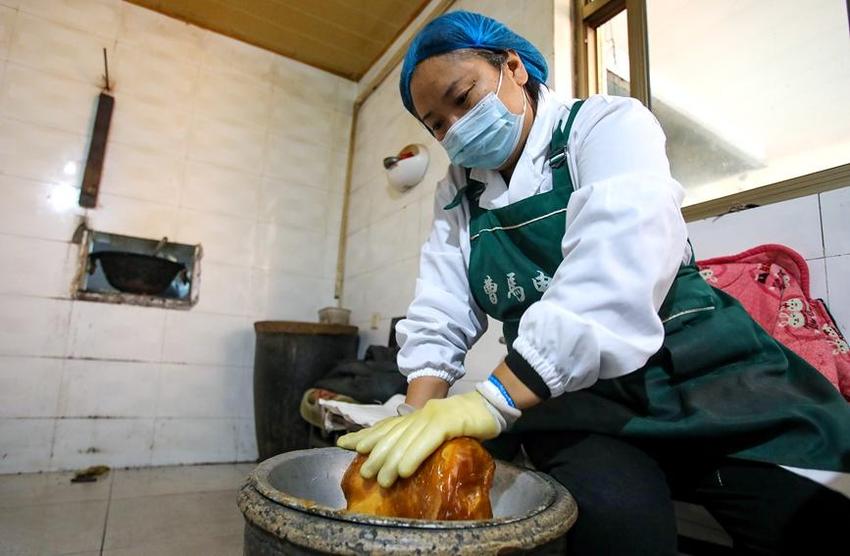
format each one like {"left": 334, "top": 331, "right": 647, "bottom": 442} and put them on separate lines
{"left": 336, "top": 391, "right": 502, "bottom": 488}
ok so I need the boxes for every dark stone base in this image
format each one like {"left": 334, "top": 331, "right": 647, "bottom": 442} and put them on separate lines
{"left": 243, "top": 519, "right": 569, "bottom": 555}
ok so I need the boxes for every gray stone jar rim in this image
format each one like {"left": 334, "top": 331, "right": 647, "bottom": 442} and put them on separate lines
{"left": 249, "top": 447, "right": 561, "bottom": 529}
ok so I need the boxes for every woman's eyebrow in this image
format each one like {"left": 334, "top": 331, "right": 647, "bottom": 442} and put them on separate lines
{"left": 421, "top": 78, "right": 466, "bottom": 123}
{"left": 443, "top": 77, "right": 464, "bottom": 99}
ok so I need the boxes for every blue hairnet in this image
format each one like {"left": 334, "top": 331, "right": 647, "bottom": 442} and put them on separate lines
{"left": 399, "top": 11, "right": 548, "bottom": 116}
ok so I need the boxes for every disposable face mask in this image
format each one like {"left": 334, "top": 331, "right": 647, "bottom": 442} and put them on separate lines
{"left": 440, "top": 68, "right": 527, "bottom": 170}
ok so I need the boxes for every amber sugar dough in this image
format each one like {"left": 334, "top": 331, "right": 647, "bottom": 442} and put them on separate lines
{"left": 341, "top": 437, "right": 495, "bottom": 520}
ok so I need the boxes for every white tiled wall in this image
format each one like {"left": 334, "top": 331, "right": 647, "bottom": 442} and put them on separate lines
{"left": 0, "top": 0, "right": 355, "bottom": 473}
{"left": 342, "top": 0, "right": 557, "bottom": 390}
{"left": 688, "top": 187, "right": 850, "bottom": 336}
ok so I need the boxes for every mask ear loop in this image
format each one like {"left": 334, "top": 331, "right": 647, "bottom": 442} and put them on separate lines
{"left": 496, "top": 63, "right": 528, "bottom": 118}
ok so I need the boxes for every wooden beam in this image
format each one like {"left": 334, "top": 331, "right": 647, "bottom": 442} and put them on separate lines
{"left": 79, "top": 92, "right": 114, "bottom": 208}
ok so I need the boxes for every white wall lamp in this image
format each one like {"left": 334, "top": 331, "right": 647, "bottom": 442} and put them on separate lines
{"left": 383, "top": 144, "right": 429, "bottom": 191}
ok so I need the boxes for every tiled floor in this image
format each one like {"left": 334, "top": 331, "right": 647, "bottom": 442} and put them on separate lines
{"left": 0, "top": 463, "right": 254, "bottom": 555}
{"left": 0, "top": 461, "right": 733, "bottom": 555}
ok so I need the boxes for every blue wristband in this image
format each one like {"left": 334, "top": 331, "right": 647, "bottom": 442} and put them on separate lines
{"left": 487, "top": 374, "right": 517, "bottom": 409}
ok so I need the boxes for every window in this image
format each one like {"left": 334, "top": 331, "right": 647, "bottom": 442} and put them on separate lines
{"left": 575, "top": 0, "right": 850, "bottom": 219}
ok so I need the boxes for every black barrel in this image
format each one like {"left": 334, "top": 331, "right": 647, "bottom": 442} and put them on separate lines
{"left": 253, "top": 321, "right": 358, "bottom": 461}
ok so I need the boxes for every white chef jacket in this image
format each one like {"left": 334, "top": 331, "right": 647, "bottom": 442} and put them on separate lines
{"left": 395, "top": 86, "right": 691, "bottom": 397}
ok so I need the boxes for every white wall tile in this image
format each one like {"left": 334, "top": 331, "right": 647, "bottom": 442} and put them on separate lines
{"left": 193, "top": 262, "right": 251, "bottom": 317}
{"left": 0, "top": 119, "right": 87, "bottom": 186}
{"left": 87, "top": 194, "right": 178, "bottom": 240}
{"left": 0, "top": 356, "right": 62, "bottom": 417}
{"left": 346, "top": 181, "right": 372, "bottom": 234}
{"left": 335, "top": 79, "right": 356, "bottom": 116}
{"left": 254, "top": 223, "right": 324, "bottom": 274}
{"left": 20, "top": 0, "right": 121, "bottom": 40}
{"left": 687, "top": 195, "right": 824, "bottom": 260}
{"left": 328, "top": 149, "right": 358, "bottom": 198}
{"left": 0, "top": 176, "right": 83, "bottom": 242}
{"left": 59, "top": 359, "right": 159, "bottom": 418}
{"left": 109, "top": 96, "right": 191, "bottom": 156}
{"left": 175, "top": 208, "right": 255, "bottom": 267}
{"left": 269, "top": 91, "right": 337, "bottom": 148}
{"left": 322, "top": 220, "right": 341, "bottom": 279}
{"left": 201, "top": 31, "right": 276, "bottom": 81}
{"left": 156, "top": 364, "right": 249, "bottom": 418}
{"left": 111, "top": 41, "right": 198, "bottom": 113}
{"left": 341, "top": 272, "right": 370, "bottom": 323}
{"left": 820, "top": 186, "right": 850, "bottom": 257}
{"left": 0, "top": 6, "right": 14, "bottom": 60}
{"left": 0, "top": 418, "right": 55, "bottom": 473}
{"left": 182, "top": 161, "right": 260, "bottom": 219}
{"left": 349, "top": 151, "right": 381, "bottom": 194}
{"left": 235, "top": 418, "right": 258, "bottom": 462}
{"left": 367, "top": 203, "right": 420, "bottom": 270}
{"left": 152, "top": 418, "right": 236, "bottom": 466}
{"left": 0, "top": 235, "right": 76, "bottom": 298}
{"left": 248, "top": 268, "right": 270, "bottom": 318}
{"left": 187, "top": 115, "right": 266, "bottom": 173}
{"left": 51, "top": 418, "right": 155, "bottom": 470}
{"left": 271, "top": 55, "right": 340, "bottom": 109}
{"left": 264, "top": 133, "right": 331, "bottom": 187}
{"left": 195, "top": 67, "right": 272, "bottom": 128}
{"left": 68, "top": 302, "right": 165, "bottom": 362}
{"left": 364, "top": 257, "right": 418, "bottom": 321}
{"left": 0, "top": 295, "right": 71, "bottom": 357}
{"left": 325, "top": 192, "right": 344, "bottom": 236}
{"left": 119, "top": 2, "right": 205, "bottom": 64}
{"left": 807, "top": 258, "right": 829, "bottom": 302}
{"left": 344, "top": 227, "right": 370, "bottom": 278}
{"left": 0, "top": 63, "right": 100, "bottom": 135}
{"left": 8, "top": 12, "right": 114, "bottom": 84}
{"left": 825, "top": 255, "right": 850, "bottom": 336}
{"left": 161, "top": 312, "right": 251, "bottom": 367}
{"left": 265, "top": 274, "right": 333, "bottom": 322}
{"left": 99, "top": 143, "right": 184, "bottom": 204}
{"left": 259, "top": 179, "right": 328, "bottom": 232}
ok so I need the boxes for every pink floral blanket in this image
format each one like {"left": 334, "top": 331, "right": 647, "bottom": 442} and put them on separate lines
{"left": 697, "top": 244, "right": 850, "bottom": 401}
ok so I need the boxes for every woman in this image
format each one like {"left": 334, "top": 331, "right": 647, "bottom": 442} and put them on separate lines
{"left": 338, "top": 11, "right": 850, "bottom": 555}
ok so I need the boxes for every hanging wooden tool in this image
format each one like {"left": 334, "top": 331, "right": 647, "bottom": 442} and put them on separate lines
{"left": 79, "top": 48, "right": 114, "bottom": 208}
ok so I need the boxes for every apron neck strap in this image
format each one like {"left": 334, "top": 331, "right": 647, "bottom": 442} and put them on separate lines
{"left": 443, "top": 169, "right": 486, "bottom": 210}
{"left": 548, "top": 99, "right": 585, "bottom": 191}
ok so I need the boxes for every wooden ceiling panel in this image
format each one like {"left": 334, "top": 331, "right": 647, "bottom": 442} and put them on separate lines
{"left": 125, "top": 0, "right": 431, "bottom": 80}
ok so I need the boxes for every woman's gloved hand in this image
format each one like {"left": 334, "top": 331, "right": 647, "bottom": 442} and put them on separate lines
{"left": 337, "top": 391, "right": 510, "bottom": 488}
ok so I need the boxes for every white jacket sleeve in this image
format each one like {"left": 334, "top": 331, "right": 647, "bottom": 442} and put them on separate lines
{"left": 508, "top": 96, "right": 689, "bottom": 398}
{"left": 395, "top": 175, "right": 489, "bottom": 385}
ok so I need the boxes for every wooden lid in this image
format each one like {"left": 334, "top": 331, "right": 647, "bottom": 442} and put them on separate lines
{"left": 254, "top": 321, "right": 358, "bottom": 336}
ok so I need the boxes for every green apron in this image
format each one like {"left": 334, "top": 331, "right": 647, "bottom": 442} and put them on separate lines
{"left": 451, "top": 100, "right": 850, "bottom": 472}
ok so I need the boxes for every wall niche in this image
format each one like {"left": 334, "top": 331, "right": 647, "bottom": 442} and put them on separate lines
{"left": 73, "top": 226, "right": 202, "bottom": 309}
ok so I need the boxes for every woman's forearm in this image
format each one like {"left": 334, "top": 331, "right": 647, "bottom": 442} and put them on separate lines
{"left": 492, "top": 360, "right": 543, "bottom": 410}
{"left": 405, "top": 376, "right": 451, "bottom": 408}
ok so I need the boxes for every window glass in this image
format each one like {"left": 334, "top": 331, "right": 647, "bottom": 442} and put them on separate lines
{"left": 647, "top": 0, "right": 850, "bottom": 204}
{"left": 597, "top": 9, "right": 630, "bottom": 96}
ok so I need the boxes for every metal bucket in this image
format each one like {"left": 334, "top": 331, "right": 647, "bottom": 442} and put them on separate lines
{"left": 238, "top": 447, "right": 577, "bottom": 555}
